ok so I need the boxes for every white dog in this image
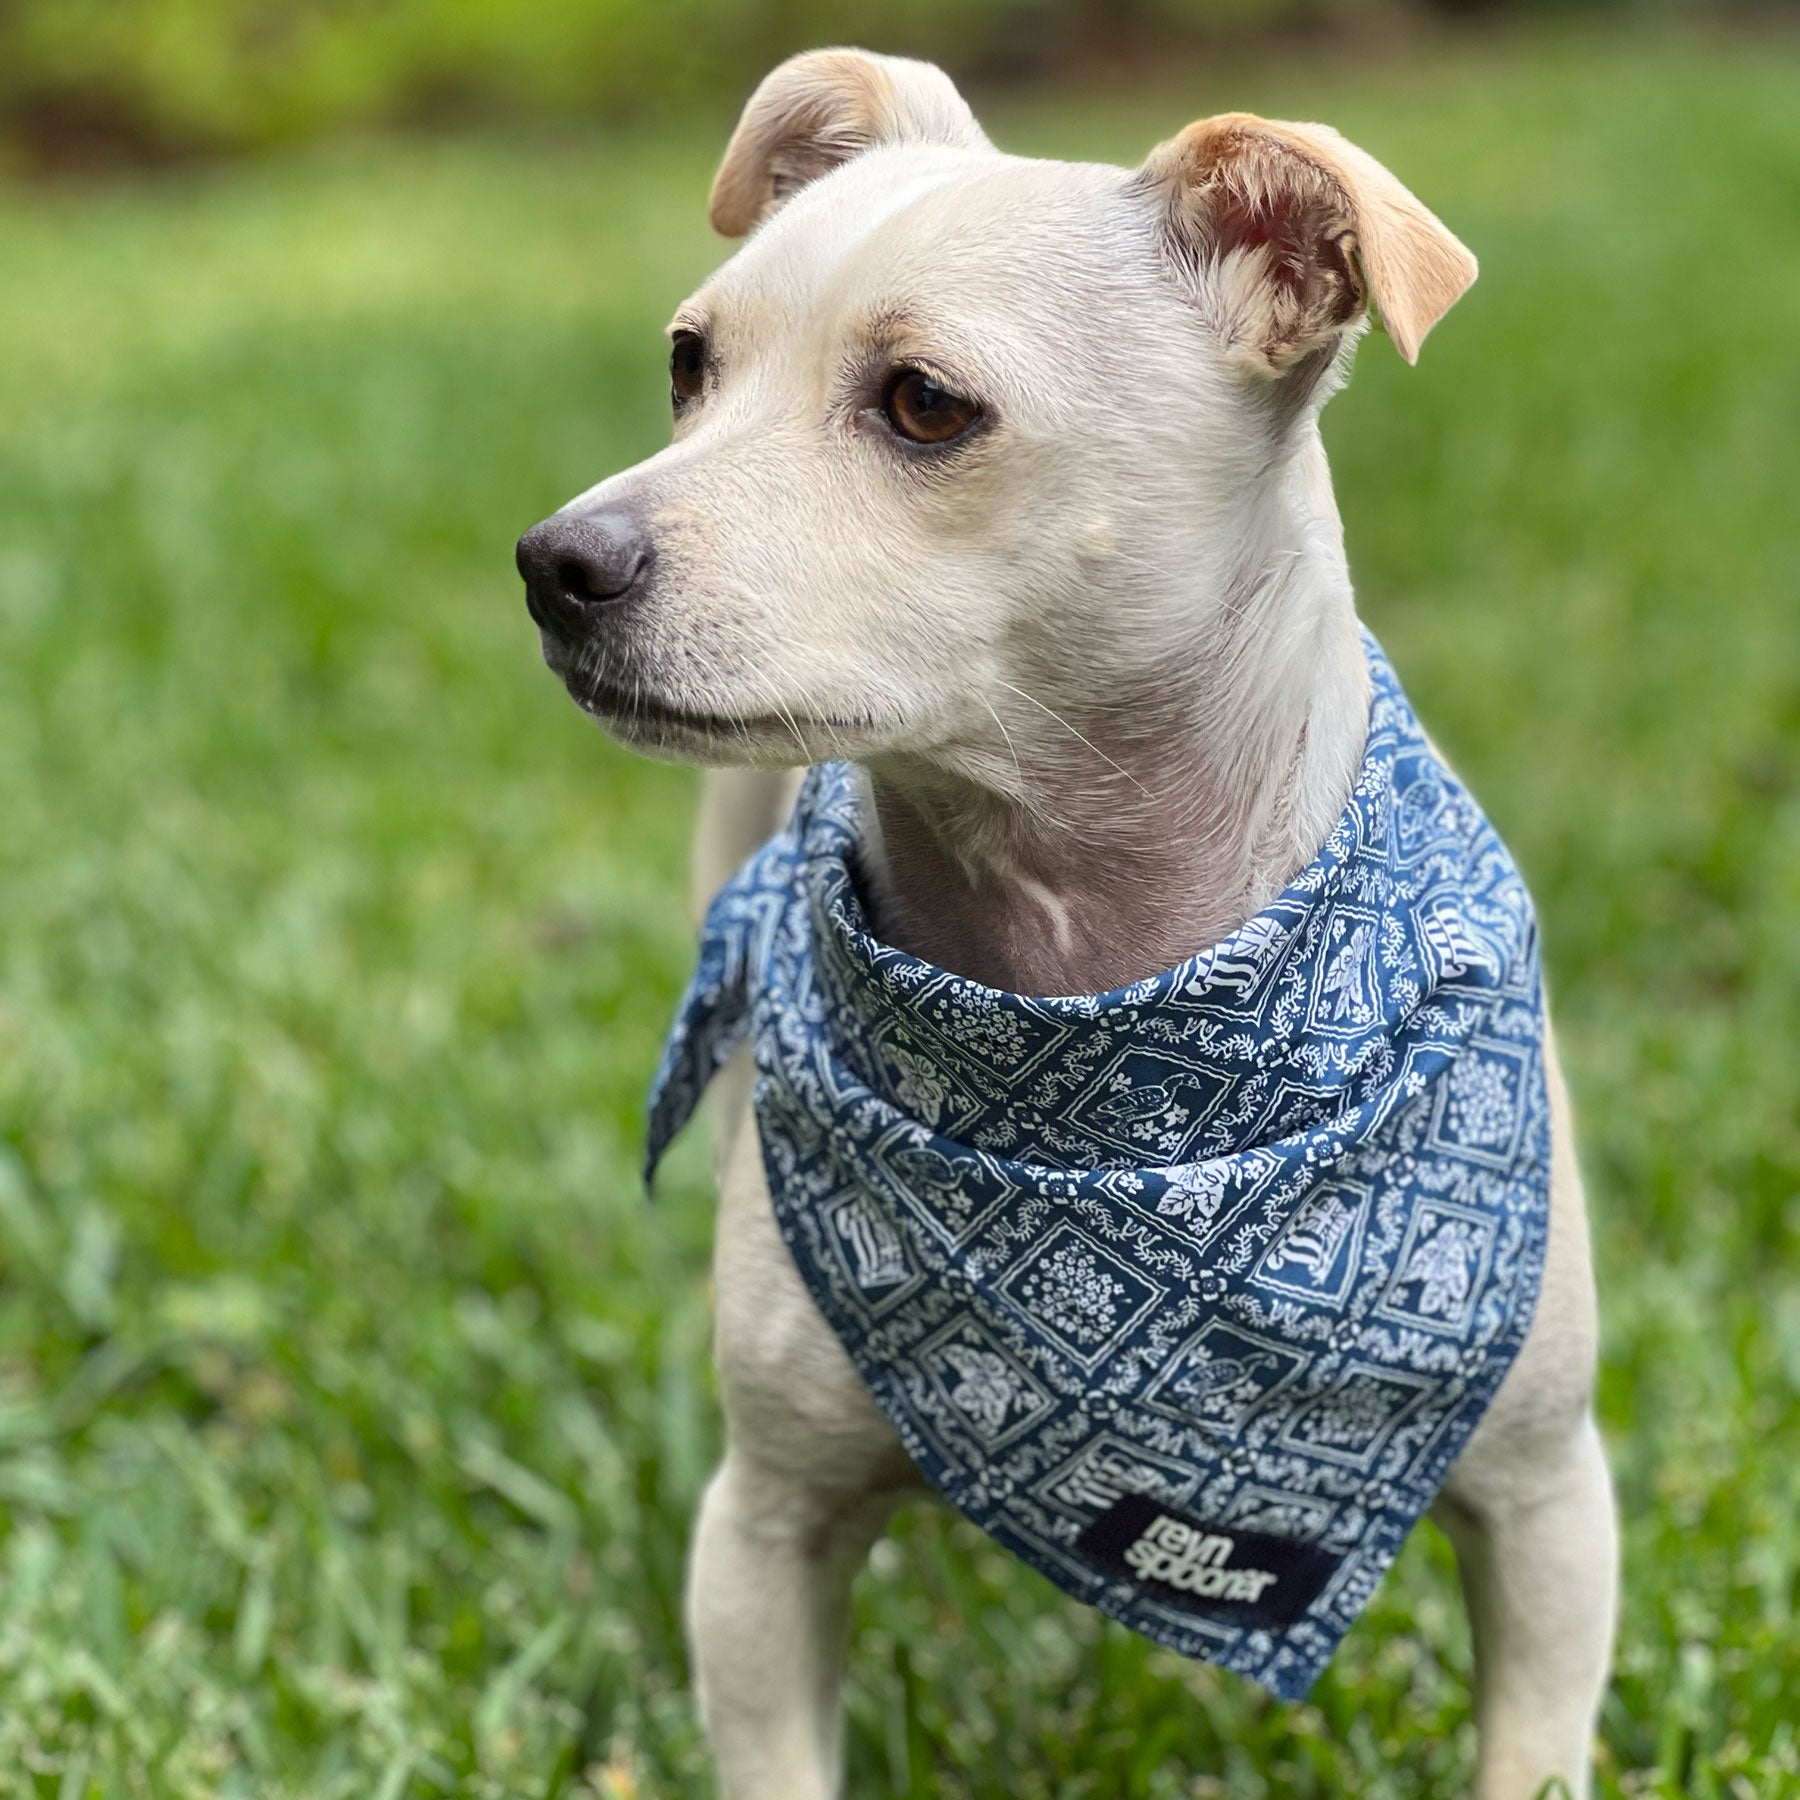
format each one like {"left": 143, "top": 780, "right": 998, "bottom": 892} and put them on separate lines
{"left": 518, "top": 50, "right": 1617, "bottom": 1798}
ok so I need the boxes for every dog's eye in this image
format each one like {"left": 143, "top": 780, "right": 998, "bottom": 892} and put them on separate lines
{"left": 670, "top": 331, "right": 707, "bottom": 408}
{"left": 881, "top": 368, "right": 980, "bottom": 445}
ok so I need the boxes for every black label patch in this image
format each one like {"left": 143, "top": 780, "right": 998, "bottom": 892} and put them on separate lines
{"left": 1075, "top": 1492, "right": 1339, "bottom": 1630}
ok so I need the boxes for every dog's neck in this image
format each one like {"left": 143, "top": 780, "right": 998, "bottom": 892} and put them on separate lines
{"left": 856, "top": 437, "right": 1371, "bottom": 996}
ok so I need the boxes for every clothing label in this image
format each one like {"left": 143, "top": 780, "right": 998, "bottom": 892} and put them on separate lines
{"left": 1076, "top": 1493, "right": 1339, "bottom": 1629}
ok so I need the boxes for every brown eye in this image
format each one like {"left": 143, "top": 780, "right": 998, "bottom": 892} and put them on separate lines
{"left": 670, "top": 331, "right": 706, "bottom": 408}
{"left": 881, "top": 368, "right": 980, "bottom": 445}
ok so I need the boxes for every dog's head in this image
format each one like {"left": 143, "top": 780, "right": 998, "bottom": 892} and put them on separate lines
{"left": 518, "top": 50, "right": 1474, "bottom": 771}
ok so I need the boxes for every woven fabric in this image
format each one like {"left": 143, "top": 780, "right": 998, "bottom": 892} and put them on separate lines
{"left": 646, "top": 634, "right": 1550, "bottom": 1698}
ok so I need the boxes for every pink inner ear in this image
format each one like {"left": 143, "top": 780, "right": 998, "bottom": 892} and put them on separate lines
{"left": 1199, "top": 151, "right": 1364, "bottom": 349}
{"left": 1211, "top": 185, "right": 1312, "bottom": 298}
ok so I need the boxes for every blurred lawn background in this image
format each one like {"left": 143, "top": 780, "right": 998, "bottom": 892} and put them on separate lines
{"left": 1, "top": 5, "right": 1798, "bottom": 1798}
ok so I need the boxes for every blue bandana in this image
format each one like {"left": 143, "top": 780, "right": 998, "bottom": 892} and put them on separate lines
{"left": 646, "top": 635, "right": 1550, "bottom": 1699}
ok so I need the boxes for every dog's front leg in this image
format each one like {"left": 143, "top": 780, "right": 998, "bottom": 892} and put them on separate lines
{"left": 1435, "top": 1408, "right": 1617, "bottom": 1800}
{"left": 1432, "top": 1042, "right": 1617, "bottom": 1799}
{"left": 689, "top": 1096, "right": 919, "bottom": 1799}
{"left": 688, "top": 1452, "right": 898, "bottom": 1800}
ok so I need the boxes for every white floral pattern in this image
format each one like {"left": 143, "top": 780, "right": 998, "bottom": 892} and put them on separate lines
{"left": 1444, "top": 1051, "right": 1518, "bottom": 1148}
{"left": 941, "top": 1345, "right": 1029, "bottom": 1435}
{"left": 1298, "top": 1373, "right": 1401, "bottom": 1449}
{"left": 1014, "top": 1243, "right": 1125, "bottom": 1342}
{"left": 645, "top": 632, "right": 1551, "bottom": 1702}
{"left": 1156, "top": 1160, "right": 1231, "bottom": 1230}
{"left": 883, "top": 1043, "right": 952, "bottom": 1125}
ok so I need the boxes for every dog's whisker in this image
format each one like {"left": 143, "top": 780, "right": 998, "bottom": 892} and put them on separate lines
{"left": 981, "top": 697, "right": 1024, "bottom": 794}
{"left": 992, "top": 678, "right": 1153, "bottom": 799}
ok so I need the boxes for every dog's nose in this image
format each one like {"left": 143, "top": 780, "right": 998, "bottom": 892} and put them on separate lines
{"left": 516, "top": 508, "right": 652, "bottom": 634}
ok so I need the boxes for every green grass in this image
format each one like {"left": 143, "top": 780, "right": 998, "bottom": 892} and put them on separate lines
{"left": 1, "top": 28, "right": 1796, "bottom": 1799}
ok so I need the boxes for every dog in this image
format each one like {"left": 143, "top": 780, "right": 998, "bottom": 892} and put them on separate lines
{"left": 517, "top": 49, "right": 1617, "bottom": 1798}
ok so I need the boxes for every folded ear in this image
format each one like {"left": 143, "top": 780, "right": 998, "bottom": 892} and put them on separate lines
{"left": 1135, "top": 112, "right": 1477, "bottom": 372}
{"left": 709, "top": 49, "right": 989, "bottom": 238}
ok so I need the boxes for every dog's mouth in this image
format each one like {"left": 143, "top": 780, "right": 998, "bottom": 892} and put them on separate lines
{"left": 573, "top": 673, "right": 864, "bottom": 754}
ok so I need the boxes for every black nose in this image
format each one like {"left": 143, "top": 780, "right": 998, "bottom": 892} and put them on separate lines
{"left": 516, "top": 508, "right": 652, "bottom": 635}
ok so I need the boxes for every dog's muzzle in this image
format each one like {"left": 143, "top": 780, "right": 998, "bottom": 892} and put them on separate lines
{"left": 516, "top": 506, "right": 653, "bottom": 640}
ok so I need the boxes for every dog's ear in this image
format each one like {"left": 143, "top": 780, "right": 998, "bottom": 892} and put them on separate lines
{"left": 709, "top": 49, "right": 988, "bottom": 237}
{"left": 1135, "top": 113, "right": 1476, "bottom": 371}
